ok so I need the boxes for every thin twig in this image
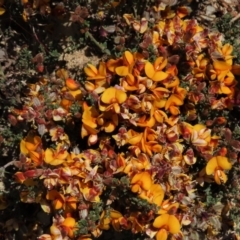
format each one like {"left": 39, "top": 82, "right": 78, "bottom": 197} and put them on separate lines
{"left": 85, "top": 31, "right": 111, "bottom": 55}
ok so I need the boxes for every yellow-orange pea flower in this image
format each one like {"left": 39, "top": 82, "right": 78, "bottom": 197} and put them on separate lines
{"left": 81, "top": 103, "right": 99, "bottom": 144}
{"left": 192, "top": 54, "right": 209, "bottom": 81}
{"left": 64, "top": 78, "right": 82, "bottom": 100}
{"left": 126, "top": 128, "right": 162, "bottom": 157}
{"left": 81, "top": 185, "right": 101, "bottom": 202}
{"left": 124, "top": 153, "right": 151, "bottom": 174}
{"left": 20, "top": 132, "right": 44, "bottom": 166}
{"left": 165, "top": 86, "right": 187, "bottom": 115}
{"left": 139, "top": 183, "right": 164, "bottom": 206}
{"left": 191, "top": 124, "right": 211, "bottom": 147}
{"left": 180, "top": 122, "right": 211, "bottom": 147}
{"left": 82, "top": 104, "right": 99, "bottom": 130}
{"left": 46, "top": 190, "right": 77, "bottom": 213}
{"left": 120, "top": 73, "right": 139, "bottom": 91}
{"left": 114, "top": 51, "right": 135, "bottom": 76}
{"left": 20, "top": 132, "right": 42, "bottom": 155}
{"left": 206, "top": 156, "right": 232, "bottom": 184}
{"left": 97, "top": 111, "right": 118, "bottom": 133}
{"left": 145, "top": 57, "right": 169, "bottom": 81}
{"left": 153, "top": 214, "right": 181, "bottom": 240}
{"left": 99, "top": 210, "right": 125, "bottom": 231}
{"left": 46, "top": 190, "right": 65, "bottom": 210}
{"left": 216, "top": 43, "right": 234, "bottom": 65}
{"left": 44, "top": 143, "right": 69, "bottom": 166}
{"left": 211, "top": 70, "right": 236, "bottom": 95}
{"left": 131, "top": 171, "right": 152, "bottom": 194}
{"left": 210, "top": 60, "right": 232, "bottom": 82}
{"left": 99, "top": 87, "right": 127, "bottom": 113}
{"left": 50, "top": 217, "right": 76, "bottom": 239}
{"left": 84, "top": 62, "right": 107, "bottom": 81}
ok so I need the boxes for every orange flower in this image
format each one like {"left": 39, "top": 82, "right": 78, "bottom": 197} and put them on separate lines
{"left": 46, "top": 190, "right": 65, "bottom": 210}
{"left": 210, "top": 70, "right": 236, "bottom": 95}
{"left": 81, "top": 103, "right": 99, "bottom": 144}
{"left": 100, "top": 209, "right": 130, "bottom": 232}
{"left": 50, "top": 216, "right": 76, "bottom": 239}
{"left": 216, "top": 43, "right": 234, "bottom": 65}
{"left": 139, "top": 183, "right": 164, "bottom": 206}
{"left": 180, "top": 122, "right": 211, "bottom": 147}
{"left": 127, "top": 128, "right": 162, "bottom": 157}
{"left": 115, "top": 51, "right": 135, "bottom": 76}
{"left": 165, "top": 86, "right": 187, "bottom": 115}
{"left": 37, "top": 234, "right": 52, "bottom": 240}
{"left": 153, "top": 214, "right": 181, "bottom": 240}
{"left": 82, "top": 104, "right": 99, "bottom": 130}
{"left": 20, "top": 132, "right": 42, "bottom": 155}
{"left": 124, "top": 153, "right": 151, "bottom": 174}
{"left": 97, "top": 111, "right": 118, "bottom": 132}
{"left": 131, "top": 171, "right": 152, "bottom": 193}
{"left": 141, "top": 127, "right": 162, "bottom": 156}
{"left": 65, "top": 78, "right": 80, "bottom": 91}
{"left": 110, "top": 210, "right": 124, "bottom": 231}
{"left": 190, "top": 124, "right": 211, "bottom": 147}
{"left": 61, "top": 217, "right": 76, "bottom": 238}
{"left": 120, "top": 73, "right": 139, "bottom": 91}
{"left": 206, "top": 156, "right": 232, "bottom": 184}
{"left": 99, "top": 210, "right": 111, "bottom": 230}
{"left": 84, "top": 62, "right": 108, "bottom": 94}
{"left": 162, "top": 65, "right": 180, "bottom": 88}
{"left": 99, "top": 87, "right": 127, "bottom": 113}
{"left": 145, "top": 57, "right": 168, "bottom": 81}
{"left": 192, "top": 54, "right": 209, "bottom": 81}
{"left": 84, "top": 62, "right": 107, "bottom": 81}
{"left": 20, "top": 132, "right": 43, "bottom": 166}
{"left": 44, "top": 143, "right": 69, "bottom": 166}
{"left": 81, "top": 184, "right": 101, "bottom": 203}
{"left": 210, "top": 60, "right": 232, "bottom": 82}
{"left": 45, "top": 193, "right": 75, "bottom": 214}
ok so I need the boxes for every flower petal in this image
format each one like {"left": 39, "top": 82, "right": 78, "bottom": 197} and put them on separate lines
{"left": 213, "top": 61, "right": 231, "bottom": 71}
{"left": 206, "top": 156, "right": 218, "bottom": 175}
{"left": 153, "top": 214, "right": 169, "bottom": 228}
{"left": 66, "top": 78, "right": 79, "bottom": 91}
{"left": 101, "top": 87, "right": 117, "bottom": 104}
{"left": 98, "top": 62, "right": 106, "bottom": 76}
{"left": 168, "top": 215, "right": 181, "bottom": 234}
{"left": 20, "top": 140, "right": 29, "bottom": 155}
{"left": 123, "top": 51, "right": 134, "bottom": 66}
{"left": 152, "top": 71, "right": 168, "bottom": 81}
{"left": 165, "top": 95, "right": 183, "bottom": 110}
{"left": 154, "top": 57, "right": 167, "bottom": 71}
{"left": 62, "top": 217, "right": 76, "bottom": 228}
{"left": 107, "top": 59, "right": 121, "bottom": 72}
{"left": 140, "top": 172, "right": 152, "bottom": 190}
{"left": 156, "top": 229, "right": 168, "bottom": 240}
{"left": 116, "top": 89, "right": 127, "bottom": 103}
{"left": 127, "top": 133, "right": 142, "bottom": 145}
{"left": 217, "top": 156, "right": 232, "bottom": 170}
{"left": 145, "top": 62, "right": 155, "bottom": 79}
{"left": 131, "top": 172, "right": 143, "bottom": 184}
{"left": 84, "top": 64, "right": 98, "bottom": 77}
{"left": 115, "top": 66, "right": 129, "bottom": 76}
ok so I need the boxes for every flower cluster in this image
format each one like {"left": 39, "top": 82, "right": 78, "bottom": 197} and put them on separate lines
{"left": 9, "top": 3, "right": 240, "bottom": 240}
